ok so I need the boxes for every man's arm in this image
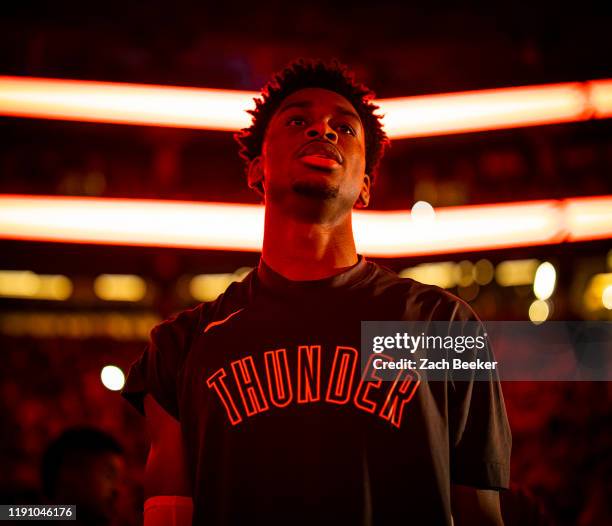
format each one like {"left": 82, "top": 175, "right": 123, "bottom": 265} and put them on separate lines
{"left": 451, "top": 485, "right": 504, "bottom": 526}
{"left": 143, "top": 394, "right": 192, "bottom": 525}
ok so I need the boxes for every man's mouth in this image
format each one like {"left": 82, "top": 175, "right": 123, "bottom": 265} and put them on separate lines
{"left": 297, "top": 142, "right": 343, "bottom": 169}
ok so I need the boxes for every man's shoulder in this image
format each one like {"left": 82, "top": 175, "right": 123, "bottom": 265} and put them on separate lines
{"left": 368, "top": 261, "right": 478, "bottom": 322}
{"left": 151, "top": 269, "right": 255, "bottom": 339}
{"left": 150, "top": 302, "right": 208, "bottom": 345}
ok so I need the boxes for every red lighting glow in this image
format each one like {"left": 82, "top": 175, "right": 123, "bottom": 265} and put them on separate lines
{"left": 0, "top": 195, "right": 609, "bottom": 256}
{"left": 0, "top": 76, "right": 256, "bottom": 131}
{"left": 1, "top": 76, "right": 611, "bottom": 137}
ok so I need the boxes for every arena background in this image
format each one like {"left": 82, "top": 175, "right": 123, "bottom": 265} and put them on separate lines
{"left": 0, "top": 2, "right": 610, "bottom": 525}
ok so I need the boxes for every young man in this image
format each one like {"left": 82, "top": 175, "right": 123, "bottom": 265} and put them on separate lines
{"left": 122, "top": 59, "right": 511, "bottom": 525}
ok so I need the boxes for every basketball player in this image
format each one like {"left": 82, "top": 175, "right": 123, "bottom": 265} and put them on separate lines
{"left": 122, "top": 59, "right": 511, "bottom": 525}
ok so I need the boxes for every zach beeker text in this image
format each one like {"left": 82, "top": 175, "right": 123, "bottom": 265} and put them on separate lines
{"left": 372, "top": 357, "right": 498, "bottom": 371}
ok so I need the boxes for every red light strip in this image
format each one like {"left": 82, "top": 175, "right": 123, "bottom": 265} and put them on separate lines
{"left": 0, "top": 76, "right": 253, "bottom": 130}
{"left": 0, "top": 195, "right": 609, "bottom": 256}
{"left": 0, "top": 76, "right": 610, "bottom": 137}
{"left": 379, "top": 83, "right": 588, "bottom": 138}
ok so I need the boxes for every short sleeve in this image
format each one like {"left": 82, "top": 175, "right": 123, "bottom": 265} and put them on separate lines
{"left": 448, "top": 299, "right": 512, "bottom": 490}
{"left": 121, "top": 303, "right": 205, "bottom": 420}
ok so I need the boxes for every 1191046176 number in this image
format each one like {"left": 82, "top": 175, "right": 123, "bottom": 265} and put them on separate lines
{"left": 0, "top": 505, "right": 76, "bottom": 520}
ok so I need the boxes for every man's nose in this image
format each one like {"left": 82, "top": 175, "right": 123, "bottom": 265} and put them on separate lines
{"left": 305, "top": 121, "right": 338, "bottom": 143}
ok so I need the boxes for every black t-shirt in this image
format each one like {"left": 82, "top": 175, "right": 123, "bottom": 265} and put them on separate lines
{"left": 122, "top": 255, "right": 511, "bottom": 526}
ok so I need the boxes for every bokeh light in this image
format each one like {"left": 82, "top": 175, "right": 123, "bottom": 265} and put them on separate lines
{"left": 495, "top": 259, "right": 539, "bottom": 287}
{"left": 94, "top": 274, "right": 147, "bottom": 302}
{"left": 533, "top": 262, "right": 556, "bottom": 300}
{"left": 529, "top": 299, "right": 550, "bottom": 324}
{"left": 474, "top": 259, "right": 494, "bottom": 285}
{"left": 602, "top": 285, "right": 612, "bottom": 310}
{"left": 410, "top": 200, "right": 436, "bottom": 223}
{"left": 100, "top": 365, "right": 125, "bottom": 391}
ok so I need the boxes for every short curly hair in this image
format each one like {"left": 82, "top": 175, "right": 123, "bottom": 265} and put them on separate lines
{"left": 234, "top": 59, "right": 390, "bottom": 184}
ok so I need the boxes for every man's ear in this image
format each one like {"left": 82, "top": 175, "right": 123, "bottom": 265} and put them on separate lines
{"left": 247, "top": 156, "right": 265, "bottom": 201}
{"left": 354, "top": 173, "right": 371, "bottom": 209}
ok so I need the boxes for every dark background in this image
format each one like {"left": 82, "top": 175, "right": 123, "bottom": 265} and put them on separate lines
{"left": 0, "top": 2, "right": 610, "bottom": 524}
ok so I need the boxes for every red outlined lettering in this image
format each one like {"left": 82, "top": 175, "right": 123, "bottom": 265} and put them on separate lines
{"left": 263, "top": 349, "right": 293, "bottom": 408}
{"left": 353, "top": 353, "right": 391, "bottom": 414}
{"left": 379, "top": 369, "right": 421, "bottom": 429}
{"left": 297, "top": 345, "right": 321, "bottom": 403}
{"left": 230, "top": 356, "right": 269, "bottom": 416}
{"left": 326, "top": 346, "right": 358, "bottom": 405}
{"left": 206, "top": 368, "right": 242, "bottom": 425}
{"left": 208, "top": 345, "right": 420, "bottom": 428}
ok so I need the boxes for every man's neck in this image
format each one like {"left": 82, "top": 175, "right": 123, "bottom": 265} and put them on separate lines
{"left": 261, "top": 208, "right": 358, "bottom": 281}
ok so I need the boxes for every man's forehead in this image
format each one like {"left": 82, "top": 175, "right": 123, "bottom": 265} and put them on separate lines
{"left": 275, "top": 88, "right": 361, "bottom": 119}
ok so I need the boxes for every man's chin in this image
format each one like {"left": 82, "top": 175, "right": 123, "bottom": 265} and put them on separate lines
{"left": 291, "top": 180, "right": 339, "bottom": 200}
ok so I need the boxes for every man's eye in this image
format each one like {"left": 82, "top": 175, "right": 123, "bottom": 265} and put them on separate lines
{"left": 287, "top": 117, "right": 306, "bottom": 127}
{"left": 338, "top": 124, "right": 356, "bottom": 135}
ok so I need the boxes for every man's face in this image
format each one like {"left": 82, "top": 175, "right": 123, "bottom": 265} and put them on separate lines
{"left": 56, "top": 452, "right": 125, "bottom": 525}
{"left": 252, "top": 87, "right": 370, "bottom": 220}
